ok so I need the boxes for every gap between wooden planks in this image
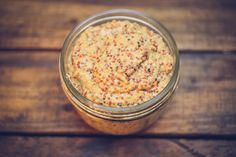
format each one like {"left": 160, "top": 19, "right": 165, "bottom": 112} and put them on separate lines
{"left": 0, "top": 0, "right": 236, "bottom": 51}
{"left": 0, "top": 51, "right": 236, "bottom": 136}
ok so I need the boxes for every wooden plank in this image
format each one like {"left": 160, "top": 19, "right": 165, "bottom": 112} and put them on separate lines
{"left": 0, "top": 0, "right": 236, "bottom": 51}
{"left": 67, "top": 0, "right": 236, "bottom": 7}
{"left": 0, "top": 51, "right": 236, "bottom": 135}
{"left": 0, "top": 136, "right": 236, "bottom": 157}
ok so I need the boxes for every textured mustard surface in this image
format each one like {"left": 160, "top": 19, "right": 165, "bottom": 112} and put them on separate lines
{"left": 67, "top": 20, "right": 173, "bottom": 107}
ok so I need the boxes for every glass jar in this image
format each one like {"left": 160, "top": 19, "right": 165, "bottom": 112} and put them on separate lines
{"left": 59, "top": 9, "right": 179, "bottom": 135}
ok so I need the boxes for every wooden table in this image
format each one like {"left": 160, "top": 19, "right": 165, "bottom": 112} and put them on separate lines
{"left": 0, "top": 0, "right": 236, "bottom": 156}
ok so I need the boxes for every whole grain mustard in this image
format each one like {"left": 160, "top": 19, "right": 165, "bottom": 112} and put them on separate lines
{"left": 67, "top": 20, "right": 173, "bottom": 107}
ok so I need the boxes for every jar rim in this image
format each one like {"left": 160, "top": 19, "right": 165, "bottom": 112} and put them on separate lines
{"left": 59, "top": 9, "right": 179, "bottom": 119}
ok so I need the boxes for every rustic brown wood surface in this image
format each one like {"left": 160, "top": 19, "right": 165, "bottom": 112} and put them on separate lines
{"left": 0, "top": 0, "right": 236, "bottom": 51}
{"left": 0, "top": 51, "right": 235, "bottom": 135}
{"left": 0, "top": 0, "right": 236, "bottom": 156}
{"left": 0, "top": 136, "right": 236, "bottom": 157}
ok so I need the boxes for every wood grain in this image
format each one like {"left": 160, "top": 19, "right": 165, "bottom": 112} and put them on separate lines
{"left": 0, "top": 51, "right": 235, "bottom": 135}
{"left": 0, "top": 0, "right": 236, "bottom": 51}
{"left": 0, "top": 136, "right": 236, "bottom": 157}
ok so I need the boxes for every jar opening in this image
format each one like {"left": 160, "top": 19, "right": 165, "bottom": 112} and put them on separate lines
{"left": 59, "top": 9, "right": 179, "bottom": 119}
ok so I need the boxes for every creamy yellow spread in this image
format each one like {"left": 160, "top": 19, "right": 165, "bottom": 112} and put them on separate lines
{"left": 67, "top": 20, "right": 173, "bottom": 107}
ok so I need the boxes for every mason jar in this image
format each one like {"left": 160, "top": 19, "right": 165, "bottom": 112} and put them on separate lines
{"left": 59, "top": 9, "right": 179, "bottom": 135}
